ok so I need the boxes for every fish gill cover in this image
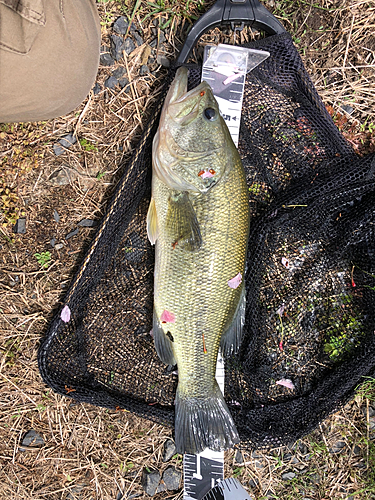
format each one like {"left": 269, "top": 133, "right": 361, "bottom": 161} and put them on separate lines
{"left": 38, "top": 33, "right": 375, "bottom": 450}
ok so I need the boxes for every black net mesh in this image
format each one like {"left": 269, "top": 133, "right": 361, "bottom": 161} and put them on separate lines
{"left": 38, "top": 33, "right": 375, "bottom": 450}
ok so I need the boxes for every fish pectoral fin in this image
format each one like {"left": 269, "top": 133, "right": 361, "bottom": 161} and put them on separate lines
{"left": 166, "top": 191, "right": 202, "bottom": 251}
{"left": 153, "top": 309, "right": 177, "bottom": 366}
{"left": 147, "top": 197, "right": 159, "bottom": 245}
{"left": 220, "top": 284, "right": 246, "bottom": 357}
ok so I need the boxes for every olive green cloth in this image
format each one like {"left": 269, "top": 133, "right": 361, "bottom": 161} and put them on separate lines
{"left": 0, "top": 0, "right": 100, "bottom": 123}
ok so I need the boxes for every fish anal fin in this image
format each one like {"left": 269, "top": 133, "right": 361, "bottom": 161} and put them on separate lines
{"left": 220, "top": 285, "right": 246, "bottom": 357}
{"left": 166, "top": 191, "right": 202, "bottom": 251}
{"left": 153, "top": 308, "right": 176, "bottom": 366}
{"left": 147, "top": 197, "right": 159, "bottom": 245}
{"left": 175, "top": 381, "right": 240, "bottom": 454}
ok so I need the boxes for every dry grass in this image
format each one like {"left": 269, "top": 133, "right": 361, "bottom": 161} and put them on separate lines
{"left": 1, "top": 0, "right": 375, "bottom": 499}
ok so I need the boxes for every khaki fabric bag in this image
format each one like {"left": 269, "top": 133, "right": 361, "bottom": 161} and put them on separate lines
{"left": 0, "top": 0, "right": 100, "bottom": 123}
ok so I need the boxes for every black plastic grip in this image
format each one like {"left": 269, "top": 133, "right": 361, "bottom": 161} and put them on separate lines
{"left": 176, "top": 0, "right": 286, "bottom": 65}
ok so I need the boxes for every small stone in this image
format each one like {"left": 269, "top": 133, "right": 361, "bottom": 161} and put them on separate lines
{"left": 298, "top": 442, "right": 309, "bottom": 455}
{"left": 77, "top": 219, "right": 98, "bottom": 228}
{"left": 124, "top": 38, "right": 136, "bottom": 55}
{"left": 129, "top": 22, "right": 138, "bottom": 35}
{"left": 141, "top": 468, "right": 160, "bottom": 497}
{"left": 100, "top": 53, "right": 115, "bottom": 66}
{"left": 158, "top": 31, "right": 166, "bottom": 44}
{"left": 139, "top": 65, "right": 149, "bottom": 76}
{"left": 282, "top": 472, "right": 296, "bottom": 481}
{"left": 54, "top": 243, "right": 64, "bottom": 250}
{"left": 369, "top": 416, "right": 375, "bottom": 430}
{"left": 156, "top": 54, "right": 170, "bottom": 67}
{"left": 353, "top": 445, "right": 361, "bottom": 454}
{"left": 248, "top": 479, "right": 258, "bottom": 488}
{"left": 20, "top": 429, "right": 44, "bottom": 451}
{"left": 113, "top": 16, "right": 129, "bottom": 35}
{"left": 13, "top": 218, "right": 26, "bottom": 234}
{"left": 235, "top": 450, "right": 244, "bottom": 465}
{"left": 309, "top": 473, "right": 321, "bottom": 484}
{"left": 329, "top": 441, "right": 346, "bottom": 454}
{"left": 340, "top": 104, "right": 354, "bottom": 115}
{"left": 50, "top": 238, "right": 56, "bottom": 248}
{"left": 53, "top": 144, "right": 66, "bottom": 156}
{"left": 133, "top": 32, "right": 144, "bottom": 46}
{"left": 162, "top": 439, "right": 176, "bottom": 462}
{"left": 93, "top": 83, "right": 101, "bottom": 95}
{"left": 59, "top": 133, "right": 77, "bottom": 149}
{"left": 150, "top": 39, "right": 157, "bottom": 48}
{"left": 353, "top": 460, "right": 366, "bottom": 469}
{"left": 65, "top": 228, "right": 79, "bottom": 240}
{"left": 105, "top": 76, "right": 118, "bottom": 89}
{"left": 156, "top": 483, "right": 167, "bottom": 493}
{"left": 53, "top": 209, "right": 60, "bottom": 223}
{"left": 112, "top": 66, "right": 127, "bottom": 79}
{"left": 119, "top": 77, "right": 130, "bottom": 91}
{"left": 162, "top": 466, "right": 181, "bottom": 491}
{"left": 66, "top": 483, "right": 85, "bottom": 500}
{"left": 111, "top": 34, "right": 126, "bottom": 61}
{"left": 362, "top": 405, "right": 375, "bottom": 418}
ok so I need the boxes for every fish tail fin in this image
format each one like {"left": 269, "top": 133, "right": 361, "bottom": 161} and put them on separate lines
{"left": 175, "top": 381, "right": 240, "bottom": 455}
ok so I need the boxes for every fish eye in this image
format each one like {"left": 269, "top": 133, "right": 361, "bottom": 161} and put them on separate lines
{"left": 203, "top": 108, "right": 216, "bottom": 121}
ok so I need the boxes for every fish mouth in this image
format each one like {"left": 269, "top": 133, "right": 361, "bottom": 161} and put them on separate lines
{"left": 164, "top": 66, "right": 189, "bottom": 109}
{"left": 166, "top": 67, "right": 212, "bottom": 124}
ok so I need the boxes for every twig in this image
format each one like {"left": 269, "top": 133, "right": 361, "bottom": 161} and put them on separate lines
{"left": 342, "top": 14, "right": 355, "bottom": 74}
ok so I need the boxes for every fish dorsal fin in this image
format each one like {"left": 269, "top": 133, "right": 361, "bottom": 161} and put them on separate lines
{"left": 166, "top": 191, "right": 202, "bottom": 251}
{"left": 220, "top": 285, "right": 246, "bottom": 357}
{"left": 153, "top": 309, "right": 177, "bottom": 366}
{"left": 147, "top": 197, "right": 159, "bottom": 245}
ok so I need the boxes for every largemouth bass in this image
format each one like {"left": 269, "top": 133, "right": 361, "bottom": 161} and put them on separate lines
{"left": 147, "top": 67, "right": 250, "bottom": 454}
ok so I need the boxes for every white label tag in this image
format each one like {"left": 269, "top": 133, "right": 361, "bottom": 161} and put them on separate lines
{"left": 202, "top": 44, "right": 270, "bottom": 146}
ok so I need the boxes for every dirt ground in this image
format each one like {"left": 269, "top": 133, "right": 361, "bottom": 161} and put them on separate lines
{"left": 1, "top": 1, "right": 375, "bottom": 499}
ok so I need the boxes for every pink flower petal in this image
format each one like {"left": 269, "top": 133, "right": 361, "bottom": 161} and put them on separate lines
{"left": 276, "top": 378, "right": 295, "bottom": 390}
{"left": 201, "top": 170, "right": 214, "bottom": 179}
{"left": 281, "top": 257, "right": 289, "bottom": 269}
{"left": 60, "top": 305, "right": 71, "bottom": 323}
{"left": 276, "top": 305, "right": 285, "bottom": 316}
{"left": 228, "top": 272, "right": 242, "bottom": 289}
{"left": 223, "top": 73, "right": 242, "bottom": 85}
{"left": 160, "top": 309, "right": 175, "bottom": 323}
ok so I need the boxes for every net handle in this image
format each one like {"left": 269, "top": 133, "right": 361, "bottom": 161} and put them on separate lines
{"left": 176, "top": 0, "right": 286, "bottom": 65}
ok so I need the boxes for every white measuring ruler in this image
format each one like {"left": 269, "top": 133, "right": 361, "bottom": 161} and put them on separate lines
{"left": 183, "top": 44, "right": 269, "bottom": 500}
{"left": 183, "top": 353, "right": 225, "bottom": 500}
